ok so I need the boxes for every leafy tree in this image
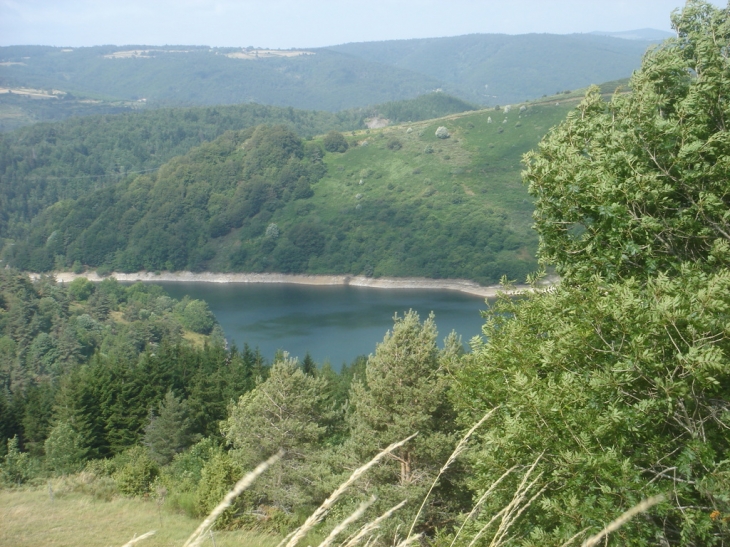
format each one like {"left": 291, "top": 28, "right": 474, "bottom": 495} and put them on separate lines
{"left": 177, "top": 299, "right": 216, "bottom": 335}
{"left": 323, "top": 130, "right": 349, "bottom": 153}
{"left": 67, "top": 278, "right": 94, "bottom": 302}
{"left": 524, "top": 0, "right": 730, "bottom": 283}
{"left": 454, "top": 3, "right": 730, "bottom": 545}
{"left": 143, "top": 390, "right": 200, "bottom": 465}
{"left": 44, "top": 421, "right": 86, "bottom": 475}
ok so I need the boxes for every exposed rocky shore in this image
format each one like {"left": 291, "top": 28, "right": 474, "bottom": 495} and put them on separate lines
{"left": 34, "top": 271, "right": 553, "bottom": 298}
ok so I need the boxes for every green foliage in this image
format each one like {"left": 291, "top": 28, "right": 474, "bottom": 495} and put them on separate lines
{"left": 1, "top": 435, "right": 33, "bottom": 486}
{"left": 194, "top": 450, "right": 244, "bottom": 527}
{"left": 4, "top": 100, "right": 577, "bottom": 283}
{"left": 143, "top": 390, "right": 201, "bottom": 466}
{"left": 176, "top": 299, "right": 216, "bottom": 335}
{"left": 347, "top": 311, "right": 459, "bottom": 533}
{"left": 44, "top": 421, "right": 86, "bottom": 475}
{"left": 67, "top": 278, "right": 94, "bottom": 301}
{"left": 524, "top": 1, "right": 730, "bottom": 283}
{"left": 323, "top": 130, "right": 349, "bottom": 153}
{"left": 451, "top": 3, "right": 730, "bottom": 545}
{"left": 112, "top": 445, "right": 159, "bottom": 496}
{"left": 223, "top": 355, "right": 337, "bottom": 514}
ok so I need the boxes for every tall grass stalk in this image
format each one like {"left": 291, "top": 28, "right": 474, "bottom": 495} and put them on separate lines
{"left": 447, "top": 465, "right": 518, "bottom": 547}
{"left": 341, "top": 500, "right": 409, "bottom": 547}
{"left": 317, "top": 496, "right": 376, "bottom": 547}
{"left": 182, "top": 450, "right": 283, "bottom": 547}
{"left": 121, "top": 530, "right": 156, "bottom": 546}
{"left": 407, "top": 408, "right": 497, "bottom": 538}
{"left": 283, "top": 433, "right": 418, "bottom": 547}
{"left": 580, "top": 495, "right": 666, "bottom": 547}
{"left": 464, "top": 455, "right": 543, "bottom": 547}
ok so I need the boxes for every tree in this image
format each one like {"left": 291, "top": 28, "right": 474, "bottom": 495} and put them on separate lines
{"left": 223, "top": 355, "right": 335, "bottom": 512}
{"left": 323, "top": 130, "right": 349, "bottom": 153}
{"left": 44, "top": 421, "right": 86, "bottom": 474}
{"left": 347, "top": 311, "right": 457, "bottom": 532}
{"left": 177, "top": 299, "right": 216, "bottom": 335}
{"left": 453, "top": 3, "right": 730, "bottom": 544}
{"left": 523, "top": 0, "right": 730, "bottom": 283}
{"left": 143, "top": 390, "right": 200, "bottom": 466}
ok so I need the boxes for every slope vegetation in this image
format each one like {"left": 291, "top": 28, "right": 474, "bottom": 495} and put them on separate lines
{"left": 3, "top": 101, "right": 576, "bottom": 284}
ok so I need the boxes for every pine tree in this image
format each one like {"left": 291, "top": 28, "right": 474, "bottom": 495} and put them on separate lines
{"left": 223, "top": 354, "right": 335, "bottom": 511}
{"left": 346, "top": 311, "right": 457, "bottom": 532}
{"left": 143, "top": 390, "right": 199, "bottom": 465}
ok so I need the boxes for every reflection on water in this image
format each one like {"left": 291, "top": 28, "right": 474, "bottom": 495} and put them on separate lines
{"left": 153, "top": 282, "right": 489, "bottom": 367}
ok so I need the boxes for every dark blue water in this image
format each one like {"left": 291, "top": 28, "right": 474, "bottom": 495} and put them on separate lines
{"left": 152, "top": 282, "right": 488, "bottom": 367}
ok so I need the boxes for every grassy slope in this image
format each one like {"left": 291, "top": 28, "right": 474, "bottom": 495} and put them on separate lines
{"left": 0, "top": 487, "right": 279, "bottom": 547}
{"left": 214, "top": 100, "right": 576, "bottom": 280}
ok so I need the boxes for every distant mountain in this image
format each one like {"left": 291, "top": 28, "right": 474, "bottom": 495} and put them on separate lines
{"left": 1, "top": 33, "right": 659, "bottom": 128}
{"left": 590, "top": 28, "right": 674, "bottom": 41}
{"left": 326, "top": 33, "right": 654, "bottom": 105}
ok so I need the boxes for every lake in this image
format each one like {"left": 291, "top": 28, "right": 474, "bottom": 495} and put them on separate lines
{"left": 151, "top": 282, "right": 489, "bottom": 367}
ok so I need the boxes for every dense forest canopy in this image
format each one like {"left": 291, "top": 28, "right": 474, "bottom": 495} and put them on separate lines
{"left": 0, "top": 92, "right": 476, "bottom": 237}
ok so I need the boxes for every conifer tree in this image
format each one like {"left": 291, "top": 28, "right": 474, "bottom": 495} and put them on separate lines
{"left": 223, "top": 355, "right": 335, "bottom": 511}
{"left": 346, "top": 311, "right": 457, "bottom": 532}
{"left": 143, "top": 390, "right": 200, "bottom": 465}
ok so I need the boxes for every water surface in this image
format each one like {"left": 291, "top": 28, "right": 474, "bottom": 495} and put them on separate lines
{"left": 153, "top": 282, "right": 488, "bottom": 367}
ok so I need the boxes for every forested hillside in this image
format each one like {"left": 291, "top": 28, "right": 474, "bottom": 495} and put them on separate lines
{"left": 3, "top": 101, "right": 576, "bottom": 284}
{"left": 1, "top": 33, "right": 650, "bottom": 127}
{"left": 0, "top": 92, "right": 476, "bottom": 238}
{"left": 329, "top": 32, "right": 654, "bottom": 105}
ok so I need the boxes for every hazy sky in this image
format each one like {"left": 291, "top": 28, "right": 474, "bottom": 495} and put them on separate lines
{"left": 1, "top": 0, "right": 725, "bottom": 49}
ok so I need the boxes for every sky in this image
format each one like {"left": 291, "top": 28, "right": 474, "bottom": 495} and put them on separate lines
{"left": 0, "top": 0, "right": 725, "bottom": 49}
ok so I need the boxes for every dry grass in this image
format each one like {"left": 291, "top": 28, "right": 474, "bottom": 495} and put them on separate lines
{"left": 0, "top": 488, "right": 279, "bottom": 547}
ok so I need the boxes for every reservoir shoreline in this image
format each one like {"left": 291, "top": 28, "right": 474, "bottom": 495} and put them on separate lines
{"left": 33, "top": 271, "right": 542, "bottom": 298}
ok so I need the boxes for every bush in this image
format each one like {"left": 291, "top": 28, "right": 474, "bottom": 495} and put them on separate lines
{"left": 386, "top": 138, "right": 402, "bottom": 150}
{"left": 113, "top": 446, "right": 159, "bottom": 496}
{"left": 195, "top": 451, "right": 243, "bottom": 526}
{"left": 1, "top": 436, "right": 34, "bottom": 486}
{"left": 323, "top": 131, "right": 348, "bottom": 153}
{"left": 44, "top": 422, "right": 87, "bottom": 475}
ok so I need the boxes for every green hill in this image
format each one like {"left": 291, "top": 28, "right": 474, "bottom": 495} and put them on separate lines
{"left": 329, "top": 33, "right": 653, "bottom": 105}
{"left": 0, "top": 33, "right": 654, "bottom": 127}
{"left": 0, "top": 93, "right": 477, "bottom": 240}
{"left": 2, "top": 100, "right": 576, "bottom": 284}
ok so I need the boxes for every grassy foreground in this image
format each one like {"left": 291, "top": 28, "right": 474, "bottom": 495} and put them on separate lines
{"left": 0, "top": 487, "right": 280, "bottom": 547}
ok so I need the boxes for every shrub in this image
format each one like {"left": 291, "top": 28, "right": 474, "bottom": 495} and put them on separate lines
{"left": 45, "top": 422, "right": 87, "bottom": 475}
{"left": 435, "top": 126, "right": 450, "bottom": 139}
{"left": 386, "top": 138, "right": 402, "bottom": 150}
{"left": 113, "top": 446, "right": 159, "bottom": 496}
{"left": 322, "top": 131, "right": 349, "bottom": 153}
{"left": 1, "top": 436, "right": 34, "bottom": 486}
